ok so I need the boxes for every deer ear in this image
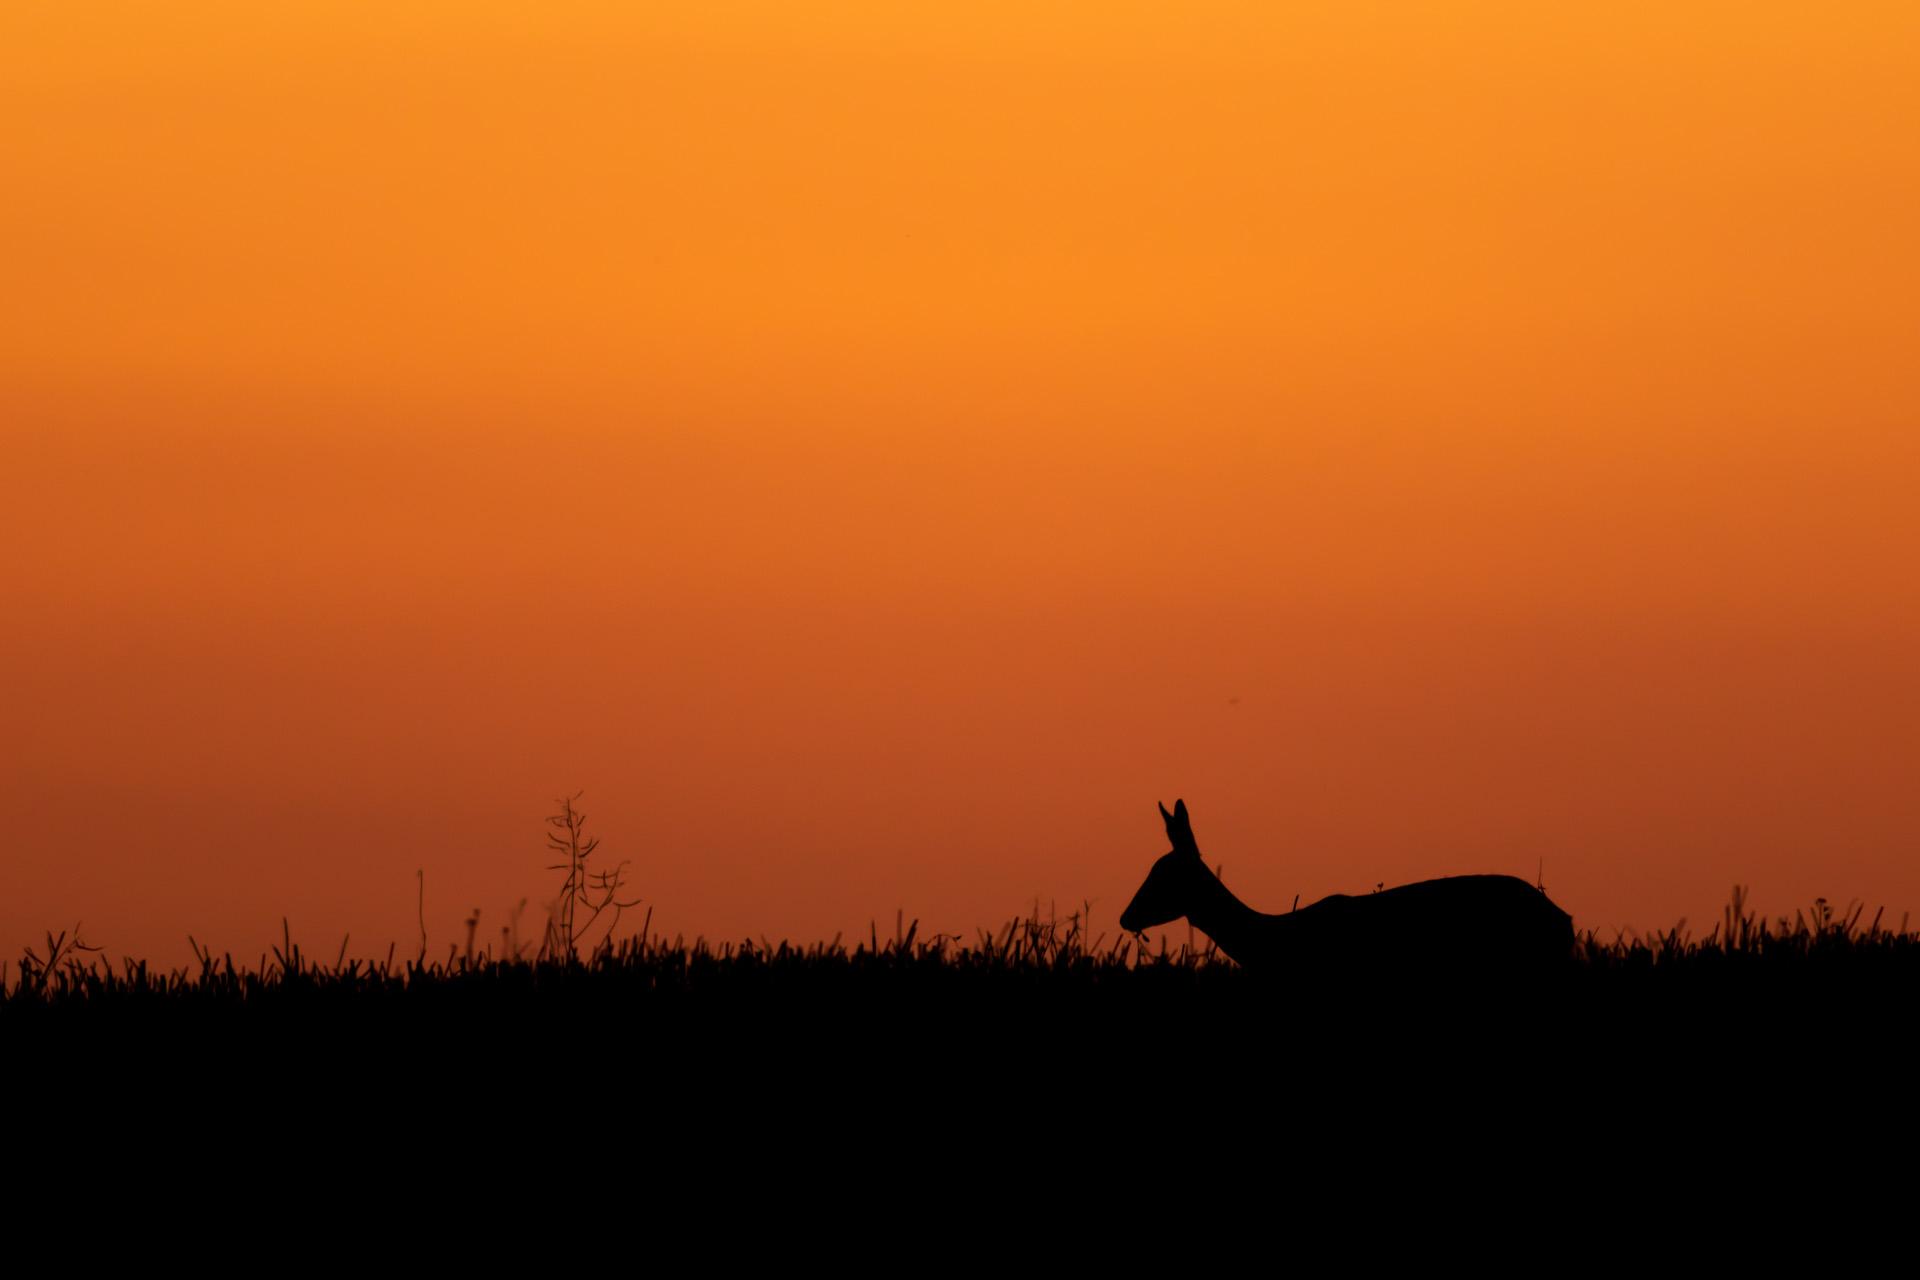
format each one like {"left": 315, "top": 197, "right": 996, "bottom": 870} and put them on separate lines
{"left": 1161, "top": 799, "right": 1199, "bottom": 856}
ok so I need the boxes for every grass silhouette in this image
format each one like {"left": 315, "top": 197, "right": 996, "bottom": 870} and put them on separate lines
{"left": 10, "top": 888, "right": 1915, "bottom": 1211}
{"left": 8, "top": 795, "right": 1911, "bottom": 1181}
{"left": 7, "top": 888, "right": 1915, "bottom": 1034}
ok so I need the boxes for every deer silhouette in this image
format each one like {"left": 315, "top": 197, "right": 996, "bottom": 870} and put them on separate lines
{"left": 1120, "top": 800, "right": 1573, "bottom": 975}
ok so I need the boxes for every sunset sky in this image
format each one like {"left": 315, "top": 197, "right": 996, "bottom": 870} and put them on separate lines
{"left": 5, "top": 3, "right": 1918, "bottom": 968}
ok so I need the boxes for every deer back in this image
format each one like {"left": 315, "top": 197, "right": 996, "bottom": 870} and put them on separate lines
{"left": 1290, "top": 874, "right": 1572, "bottom": 971}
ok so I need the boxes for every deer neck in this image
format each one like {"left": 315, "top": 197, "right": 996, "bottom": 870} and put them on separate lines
{"left": 1184, "top": 867, "right": 1284, "bottom": 967}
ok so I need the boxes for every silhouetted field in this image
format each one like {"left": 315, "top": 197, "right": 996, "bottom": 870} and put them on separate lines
{"left": 8, "top": 902, "right": 1914, "bottom": 1241}
{"left": 2, "top": 906, "right": 1894, "bottom": 1236}
{"left": 22, "top": 793, "right": 1889, "bottom": 1180}
{"left": 11, "top": 897, "right": 1916, "bottom": 1140}
{"left": 11, "top": 892, "right": 1912, "bottom": 1015}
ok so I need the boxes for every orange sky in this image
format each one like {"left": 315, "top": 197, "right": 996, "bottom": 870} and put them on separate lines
{"left": 4, "top": 3, "right": 1918, "bottom": 968}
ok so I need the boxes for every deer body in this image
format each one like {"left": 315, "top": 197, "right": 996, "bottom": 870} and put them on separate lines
{"left": 1121, "top": 800, "right": 1573, "bottom": 974}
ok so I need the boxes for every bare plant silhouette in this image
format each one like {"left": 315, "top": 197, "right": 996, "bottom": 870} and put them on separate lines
{"left": 540, "top": 792, "right": 641, "bottom": 961}
{"left": 13, "top": 925, "right": 101, "bottom": 995}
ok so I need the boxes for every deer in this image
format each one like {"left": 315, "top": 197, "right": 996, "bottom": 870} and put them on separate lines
{"left": 1120, "top": 800, "right": 1574, "bottom": 976}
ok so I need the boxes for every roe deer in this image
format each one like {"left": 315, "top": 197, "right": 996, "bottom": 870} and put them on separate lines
{"left": 1120, "top": 800, "right": 1573, "bottom": 974}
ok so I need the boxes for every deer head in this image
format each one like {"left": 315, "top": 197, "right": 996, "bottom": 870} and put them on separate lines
{"left": 1120, "top": 799, "right": 1207, "bottom": 933}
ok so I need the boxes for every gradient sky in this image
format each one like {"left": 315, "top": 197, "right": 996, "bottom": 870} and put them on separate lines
{"left": 5, "top": 3, "right": 1918, "bottom": 968}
